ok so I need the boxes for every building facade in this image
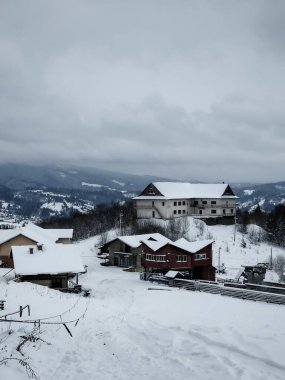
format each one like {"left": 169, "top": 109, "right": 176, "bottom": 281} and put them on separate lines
{"left": 100, "top": 233, "right": 216, "bottom": 281}
{"left": 133, "top": 182, "right": 238, "bottom": 224}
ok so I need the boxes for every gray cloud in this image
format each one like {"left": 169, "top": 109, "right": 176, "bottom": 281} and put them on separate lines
{"left": 0, "top": 0, "right": 285, "bottom": 183}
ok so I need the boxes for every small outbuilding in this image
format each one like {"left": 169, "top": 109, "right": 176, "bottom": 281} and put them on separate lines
{"left": 11, "top": 244, "right": 84, "bottom": 289}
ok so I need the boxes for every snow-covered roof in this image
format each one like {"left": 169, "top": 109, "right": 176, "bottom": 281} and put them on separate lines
{"left": 22, "top": 223, "right": 73, "bottom": 241}
{"left": 0, "top": 223, "right": 73, "bottom": 246}
{"left": 0, "top": 229, "right": 21, "bottom": 245}
{"left": 12, "top": 244, "right": 84, "bottom": 276}
{"left": 165, "top": 270, "right": 181, "bottom": 279}
{"left": 118, "top": 233, "right": 171, "bottom": 249}
{"left": 174, "top": 238, "right": 214, "bottom": 253}
{"left": 134, "top": 182, "right": 237, "bottom": 200}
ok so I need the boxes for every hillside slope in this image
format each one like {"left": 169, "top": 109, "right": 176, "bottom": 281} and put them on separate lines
{"left": 1, "top": 225, "right": 285, "bottom": 379}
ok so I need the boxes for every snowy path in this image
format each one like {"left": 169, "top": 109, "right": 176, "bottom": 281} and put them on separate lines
{"left": 42, "top": 250, "right": 285, "bottom": 380}
{"left": 2, "top": 234, "right": 285, "bottom": 380}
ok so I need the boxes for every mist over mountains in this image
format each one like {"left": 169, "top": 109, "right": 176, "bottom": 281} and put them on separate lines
{"left": 0, "top": 163, "right": 284, "bottom": 222}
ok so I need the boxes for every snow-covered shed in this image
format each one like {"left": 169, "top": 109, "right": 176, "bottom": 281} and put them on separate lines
{"left": 11, "top": 244, "right": 84, "bottom": 289}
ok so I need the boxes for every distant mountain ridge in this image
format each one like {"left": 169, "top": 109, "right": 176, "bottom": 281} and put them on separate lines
{"left": 0, "top": 163, "right": 283, "bottom": 221}
{"left": 0, "top": 164, "right": 174, "bottom": 222}
{"left": 232, "top": 182, "right": 285, "bottom": 212}
{"left": 0, "top": 163, "right": 171, "bottom": 191}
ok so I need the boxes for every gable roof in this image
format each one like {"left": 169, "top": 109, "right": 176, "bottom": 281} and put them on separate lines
{"left": 174, "top": 238, "right": 214, "bottom": 253}
{"left": 134, "top": 182, "right": 237, "bottom": 200}
{"left": 0, "top": 223, "right": 73, "bottom": 246}
{"left": 12, "top": 244, "right": 84, "bottom": 276}
{"left": 115, "top": 233, "right": 171, "bottom": 249}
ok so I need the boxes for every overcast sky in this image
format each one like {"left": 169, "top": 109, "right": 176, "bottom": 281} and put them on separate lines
{"left": 1, "top": 0, "right": 285, "bottom": 183}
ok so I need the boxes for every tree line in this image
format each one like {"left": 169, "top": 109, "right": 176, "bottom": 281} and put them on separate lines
{"left": 238, "top": 203, "right": 285, "bottom": 247}
{"left": 40, "top": 201, "right": 193, "bottom": 242}
{"left": 40, "top": 200, "right": 285, "bottom": 248}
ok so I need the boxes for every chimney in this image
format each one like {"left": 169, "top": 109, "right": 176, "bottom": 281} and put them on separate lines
{"left": 29, "top": 247, "right": 34, "bottom": 254}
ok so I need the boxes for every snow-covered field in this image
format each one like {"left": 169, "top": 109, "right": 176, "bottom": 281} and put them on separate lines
{"left": 1, "top": 221, "right": 285, "bottom": 380}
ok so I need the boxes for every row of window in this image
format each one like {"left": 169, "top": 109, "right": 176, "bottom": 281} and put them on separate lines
{"left": 196, "top": 209, "right": 234, "bottom": 215}
{"left": 145, "top": 254, "right": 207, "bottom": 262}
{"left": 145, "top": 254, "right": 188, "bottom": 262}
{"left": 152, "top": 200, "right": 235, "bottom": 209}
{"left": 146, "top": 254, "right": 166, "bottom": 262}
{"left": 174, "top": 210, "right": 186, "bottom": 215}
{"left": 174, "top": 201, "right": 186, "bottom": 206}
{"left": 194, "top": 200, "right": 217, "bottom": 205}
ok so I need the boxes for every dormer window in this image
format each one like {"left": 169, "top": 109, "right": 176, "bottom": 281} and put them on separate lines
{"left": 147, "top": 186, "right": 156, "bottom": 195}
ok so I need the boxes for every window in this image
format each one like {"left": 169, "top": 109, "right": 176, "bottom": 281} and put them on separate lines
{"left": 146, "top": 254, "right": 166, "bottom": 262}
{"left": 195, "top": 253, "right": 207, "bottom": 260}
{"left": 231, "top": 209, "right": 234, "bottom": 214}
{"left": 178, "top": 201, "right": 181, "bottom": 206}
{"left": 152, "top": 211, "right": 155, "bottom": 217}
{"left": 162, "top": 201, "right": 165, "bottom": 206}
{"left": 182, "top": 201, "right": 186, "bottom": 205}
{"left": 211, "top": 210, "right": 217, "bottom": 214}
{"left": 199, "top": 210, "right": 202, "bottom": 214}
{"left": 182, "top": 210, "right": 186, "bottom": 214}
{"left": 211, "top": 201, "right": 216, "bottom": 205}
{"left": 194, "top": 201, "right": 199, "bottom": 205}
{"left": 202, "top": 200, "right": 207, "bottom": 205}
{"left": 178, "top": 210, "right": 181, "bottom": 214}
{"left": 176, "top": 255, "right": 187, "bottom": 262}
{"left": 174, "top": 210, "right": 177, "bottom": 215}
{"left": 156, "top": 255, "right": 166, "bottom": 262}
{"left": 223, "top": 209, "right": 226, "bottom": 214}
{"left": 174, "top": 201, "right": 177, "bottom": 206}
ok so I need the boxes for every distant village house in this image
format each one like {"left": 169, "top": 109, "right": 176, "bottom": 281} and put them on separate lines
{"left": 0, "top": 223, "right": 73, "bottom": 267}
{"left": 100, "top": 233, "right": 216, "bottom": 281}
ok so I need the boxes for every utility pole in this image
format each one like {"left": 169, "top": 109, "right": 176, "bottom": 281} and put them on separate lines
{"left": 119, "top": 212, "right": 123, "bottom": 235}
{"left": 269, "top": 248, "right": 273, "bottom": 270}
{"left": 233, "top": 210, "right": 237, "bottom": 242}
{"left": 218, "top": 247, "right": 221, "bottom": 273}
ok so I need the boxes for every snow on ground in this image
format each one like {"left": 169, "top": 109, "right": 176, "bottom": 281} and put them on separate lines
{"left": 153, "top": 217, "right": 285, "bottom": 280}
{"left": 112, "top": 180, "right": 125, "bottom": 187}
{"left": 81, "top": 182, "right": 103, "bottom": 188}
{"left": 1, "top": 230, "right": 285, "bottom": 380}
{"left": 243, "top": 189, "right": 255, "bottom": 195}
{"left": 207, "top": 223, "right": 285, "bottom": 280}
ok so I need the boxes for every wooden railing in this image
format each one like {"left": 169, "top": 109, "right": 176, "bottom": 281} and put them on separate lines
{"left": 171, "top": 278, "right": 285, "bottom": 305}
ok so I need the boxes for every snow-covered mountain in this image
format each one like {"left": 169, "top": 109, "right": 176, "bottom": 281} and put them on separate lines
{"left": 233, "top": 182, "right": 285, "bottom": 212}
{"left": 0, "top": 164, "right": 172, "bottom": 221}
{"left": 1, "top": 163, "right": 285, "bottom": 221}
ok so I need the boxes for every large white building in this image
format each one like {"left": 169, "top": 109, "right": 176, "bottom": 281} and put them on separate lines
{"left": 133, "top": 182, "right": 238, "bottom": 224}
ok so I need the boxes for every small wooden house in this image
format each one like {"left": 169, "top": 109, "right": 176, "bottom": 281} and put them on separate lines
{"left": 100, "top": 233, "right": 170, "bottom": 271}
{"left": 0, "top": 223, "right": 73, "bottom": 267}
{"left": 11, "top": 244, "right": 84, "bottom": 289}
{"left": 142, "top": 238, "right": 216, "bottom": 281}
